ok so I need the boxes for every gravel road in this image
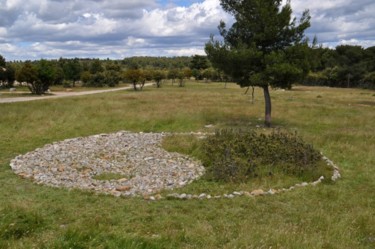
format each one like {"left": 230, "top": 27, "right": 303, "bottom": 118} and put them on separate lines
{"left": 0, "top": 84, "right": 153, "bottom": 104}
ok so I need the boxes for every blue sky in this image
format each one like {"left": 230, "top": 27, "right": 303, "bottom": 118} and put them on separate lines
{"left": 159, "top": 0, "right": 199, "bottom": 7}
{"left": 0, "top": 0, "right": 374, "bottom": 61}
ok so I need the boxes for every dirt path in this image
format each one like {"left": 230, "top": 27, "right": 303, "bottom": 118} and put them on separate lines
{"left": 0, "top": 84, "right": 153, "bottom": 104}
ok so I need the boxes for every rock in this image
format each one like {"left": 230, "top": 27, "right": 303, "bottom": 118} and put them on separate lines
{"left": 301, "top": 182, "right": 309, "bottom": 187}
{"left": 179, "top": 193, "right": 187, "bottom": 199}
{"left": 311, "top": 181, "right": 320, "bottom": 186}
{"left": 332, "top": 170, "right": 341, "bottom": 181}
{"left": 251, "top": 189, "right": 264, "bottom": 196}
{"left": 17, "top": 173, "right": 27, "bottom": 178}
{"left": 198, "top": 193, "right": 207, "bottom": 199}
{"left": 166, "top": 193, "right": 180, "bottom": 199}
{"left": 117, "top": 178, "right": 128, "bottom": 183}
{"left": 110, "top": 190, "right": 121, "bottom": 197}
{"left": 9, "top": 131, "right": 205, "bottom": 198}
{"left": 267, "top": 189, "right": 276, "bottom": 195}
{"left": 233, "top": 191, "right": 242, "bottom": 196}
{"left": 116, "top": 186, "right": 131, "bottom": 192}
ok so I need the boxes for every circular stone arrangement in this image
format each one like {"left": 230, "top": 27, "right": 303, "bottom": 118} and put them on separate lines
{"left": 10, "top": 131, "right": 341, "bottom": 200}
{"left": 10, "top": 131, "right": 205, "bottom": 197}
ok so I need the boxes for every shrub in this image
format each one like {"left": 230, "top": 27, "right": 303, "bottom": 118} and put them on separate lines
{"left": 201, "top": 129, "right": 323, "bottom": 183}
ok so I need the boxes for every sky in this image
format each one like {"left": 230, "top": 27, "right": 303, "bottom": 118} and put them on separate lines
{"left": 0, "top": 0, "right": 374, "bottom": 61}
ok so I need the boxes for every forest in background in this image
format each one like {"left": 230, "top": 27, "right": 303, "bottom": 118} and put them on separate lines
{"left": 1, "top": 44, "right": 375, "bottom": 93}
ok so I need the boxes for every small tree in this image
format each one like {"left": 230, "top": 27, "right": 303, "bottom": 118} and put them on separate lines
{"left": 53, "top": 65, "right": 65, "bottom": 85}
{"left": 190, "top": 55, "right": 209, "bottom": 80}
{"left": 167, "top": 68, "right": 179, "bottom": 85}
{"left": 124, "top": 69, "right": 143, "bottom": 91}
{"left": 17, "top": 62, "right": 42, "bottom": 94}
{"left": 152, "top": 70, "right": 165, "bottom": 88}
{"left": 80, "top": 71, "right": 91, "bottom": 86}
{"left": 63, "top": 58, "right": 82, "bottom": 87}
{"left": 177, "top": 71, "right": 185, "bottom": 87}
{"left": 104, "top": 62, "right": 121, "bottom": 87}
{"left": 5, "top": 64, "right": 16, "bottom": 88}
{"left": 205, "top": 0, "right": 311, "bottom": 127}
{"left": 37, "top": 59, "right": 55, "bottom": 90}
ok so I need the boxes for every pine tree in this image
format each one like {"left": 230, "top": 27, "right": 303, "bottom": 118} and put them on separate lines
{"left": 205, "top": 0, "right": 311, "bottom": 127}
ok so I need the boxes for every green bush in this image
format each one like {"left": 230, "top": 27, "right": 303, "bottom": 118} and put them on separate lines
{"left": 201, "top": 129, "right": 323, "bottom": 183}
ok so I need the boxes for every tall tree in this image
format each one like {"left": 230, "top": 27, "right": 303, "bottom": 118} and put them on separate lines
{"left": 205, "top": 0, "right": 311, "bottom": 127}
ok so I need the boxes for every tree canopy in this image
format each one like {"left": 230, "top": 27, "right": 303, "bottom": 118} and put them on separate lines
{"left": 304, "top": 45, "right": 375, "bottom": 89}
{"left": 205, "top": 0, "right": 311, "bottom": 127}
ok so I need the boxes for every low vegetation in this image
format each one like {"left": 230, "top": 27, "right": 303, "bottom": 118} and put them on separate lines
{"left": 201, "top": 129, "right": 326, "bottom": 182}
{"left": 0, "top": 82, "right": 374, "bottom": 248}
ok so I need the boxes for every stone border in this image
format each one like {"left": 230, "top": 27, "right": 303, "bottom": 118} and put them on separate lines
{"left": 146, "top": 154, "right": 341, "bottom": 201}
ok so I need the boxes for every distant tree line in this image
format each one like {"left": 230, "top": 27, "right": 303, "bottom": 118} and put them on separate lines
{"left": 0, "top": 55, "right": 225, "bottom": 95}
{"left": 2, "top": 45, "right": 373, "bottom": 95}
{"left": 305, "top": 44, "right": 375, "bottom": 89}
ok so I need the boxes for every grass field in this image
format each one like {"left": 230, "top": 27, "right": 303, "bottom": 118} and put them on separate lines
{"left": 0, "top": 82, "right": 374, "bottom": 248}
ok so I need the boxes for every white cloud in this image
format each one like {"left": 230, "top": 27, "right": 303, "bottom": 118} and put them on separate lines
{"left": 0, "top": 0, "right": 374, "bottom": 60}
{"left": 126, "top": 37, "right": 147, "bottom": 47}
{"left": 165, "top": 47, "right": 206, "bottom": 56}
{"left": 289, "top": 0, "right": 375, "bottom": 47}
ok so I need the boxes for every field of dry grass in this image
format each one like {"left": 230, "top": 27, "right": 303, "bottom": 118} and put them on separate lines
{"left": 0, "top": 81, "right": 374, "bottom": 248}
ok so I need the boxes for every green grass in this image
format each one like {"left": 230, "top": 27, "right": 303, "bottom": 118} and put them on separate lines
{"left": 0, "top": 81, "right": 374, "bottom": 248}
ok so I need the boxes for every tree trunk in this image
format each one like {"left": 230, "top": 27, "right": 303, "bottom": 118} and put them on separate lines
{"left": 132, "top": 81, "right": 138, "bottom": 91}
{"left": 262, "top": 85, "right": 271, "bottom": 127}
{"left": 140, "top": 80, "right": 145, "bottom": 90}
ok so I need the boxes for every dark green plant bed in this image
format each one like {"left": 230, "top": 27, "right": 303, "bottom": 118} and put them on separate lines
{"left": 163, "top": 129, "right": 331, "bottom": 184}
